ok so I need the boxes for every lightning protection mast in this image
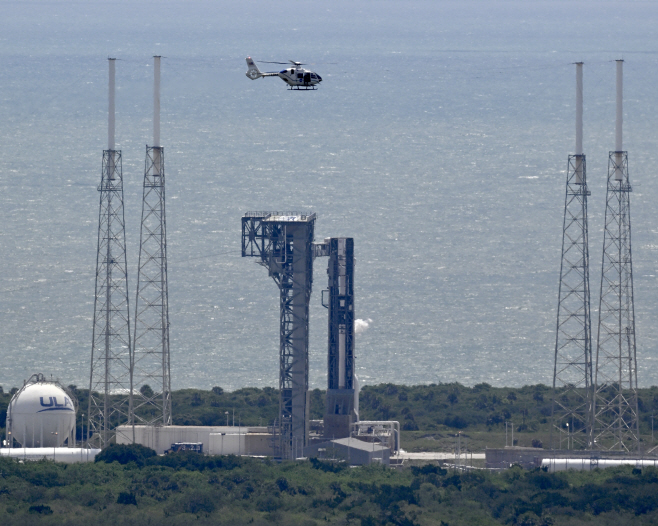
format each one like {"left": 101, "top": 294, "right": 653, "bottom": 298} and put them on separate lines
{"left": 592, "top": 60, "right": 640, "bottom": 453}
{"left": 88, "top": 58, "right": 133, "bottom": 447}
{"left": 132, "top": 56, "right": 172, "bottom": 429}
{"left": 551, "top": 62, "right": 593, "bottom": 450}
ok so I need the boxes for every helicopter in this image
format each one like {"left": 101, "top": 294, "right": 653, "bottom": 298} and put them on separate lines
{"left": 245, "top": 57, "right": 322, "bottom": 90}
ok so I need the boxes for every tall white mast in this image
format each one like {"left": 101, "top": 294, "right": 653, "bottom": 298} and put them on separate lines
{"left": 615, "top": 59, "right": 623, "bottom": 180}
{"left": 575, "top": 62, "right": 584, "bottom": 183}
{"left": 154, "top": 56, "right": 161, "bottom": 148}
{"left": 108, "top": 58, "right": 116, "bottom": 151}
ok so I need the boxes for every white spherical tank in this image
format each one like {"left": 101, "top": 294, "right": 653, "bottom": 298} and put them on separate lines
{"left": 7, "top": 382, "right": 76, "bottom": 448}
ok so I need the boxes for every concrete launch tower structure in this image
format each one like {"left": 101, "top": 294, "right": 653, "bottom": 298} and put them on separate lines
{"left": 592, "top": 60, "right": 640, "bottom": 453}
{"left": 132, "top": 56, "right": 172, "bottom": 428}
{"left": 88, "top": 58, "right": 133, "bottom": 447}
{"left": 551, "top": 62, "right": 593, "bottom": 449}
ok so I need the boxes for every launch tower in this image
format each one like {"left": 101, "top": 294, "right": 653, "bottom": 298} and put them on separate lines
{"left": 132, "top": 56, "right": 172, "bottom": 428}
{"left": 551, "top": 62, "right": 593, "bottom": 450}
{"left": 88, "top": 58, "right": 133, "bottom": 447}
{"left": 592, "top": 60, "right": 640, "bottom": 453}
{"left": 242, "top": 212, "right": 319, "bottom": 460}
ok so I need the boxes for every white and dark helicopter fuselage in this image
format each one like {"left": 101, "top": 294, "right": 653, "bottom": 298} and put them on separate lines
{"left": 246, "top": 57, "right": 322, "bottom": 90}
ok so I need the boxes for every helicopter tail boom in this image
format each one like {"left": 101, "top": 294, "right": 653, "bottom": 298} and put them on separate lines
{"left": 246, "top": 57, "right": 279, "bottom": 80}
{"left": 245, "top": 57, "right": 263, "bottom": 79}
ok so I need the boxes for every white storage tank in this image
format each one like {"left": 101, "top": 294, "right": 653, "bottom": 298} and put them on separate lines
{"left": 5, "top": 373, "right": 76, "bottom": 448}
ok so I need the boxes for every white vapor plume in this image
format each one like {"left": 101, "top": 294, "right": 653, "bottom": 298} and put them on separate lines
{"left": 355, "top": 318, "right": 373, "bottom": 334}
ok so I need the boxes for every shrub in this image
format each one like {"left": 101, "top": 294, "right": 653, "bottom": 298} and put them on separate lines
{"left": 95, "top": 443, "right": 157, "bottom": 467}
{"left": 411, "top": 464, "right": 447, "bottom": 476}
{"left": 28, "top": 505, "right": 53, "bottom": 515}
{"left": 184, "top": 492, "right": 216, "bottom": 514}
{"left": 444, "top": 415, "right": 468, "bottom": 429}
{"left": 256, "top": 495, "right": 280, "bottom": 512}
{"left": 310, "top": 458, "right": 345, "bottom": 473}
{"left": 117, "top": 492, "right": 137, "bottom": 505}
{"left": 276, "top": 477, "right": 289, "bottom": 492}
{"left": 191, "top": 392, "right": 204, "bottom": 406}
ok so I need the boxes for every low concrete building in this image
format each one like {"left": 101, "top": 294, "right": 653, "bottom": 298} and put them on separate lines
{"left": 208, "top": 432, "right": 273, "bottom": 456}
{"left": 115, "top": 425, "right": 274, "bottom": 456}
{"left": 305, "top": 437, "right": 390, "bottom": 466}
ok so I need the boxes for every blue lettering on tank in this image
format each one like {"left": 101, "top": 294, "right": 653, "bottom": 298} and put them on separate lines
{"left": 38, "top": 395, "right": 74, "bottom": 412}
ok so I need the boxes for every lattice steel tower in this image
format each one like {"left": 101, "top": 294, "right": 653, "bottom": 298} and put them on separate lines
{"left": 551, "top": 62, "right": 593, "bottom": 450}
{"left": 132, "top": 56, "right": 172, "bottom": 427}
{"left": 88, "top": 58, "right": 133, "bottom": 447}
{"left": 242, "top": 212, "right": 322, "bottom": 460}
{"left": 592, "top": 60, "right": 640, "bottom": 453}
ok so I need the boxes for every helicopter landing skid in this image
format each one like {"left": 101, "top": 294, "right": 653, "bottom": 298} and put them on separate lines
{"left": 289, "top": 86, "right": 317, "bottom": 90}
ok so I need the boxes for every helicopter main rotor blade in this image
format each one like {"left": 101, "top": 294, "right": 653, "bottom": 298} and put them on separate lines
{"left": 258, "top": 61, "right": 289, "bottom": 65}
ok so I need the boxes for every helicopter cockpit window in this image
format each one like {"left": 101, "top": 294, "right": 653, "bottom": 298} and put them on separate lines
{"left": 297, "top": 73, "right": 303, "bottom": 78}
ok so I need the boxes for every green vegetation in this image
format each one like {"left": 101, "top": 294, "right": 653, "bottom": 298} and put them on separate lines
{"left": 1, "top": 448, "right": 658, "bottom": 524}
{"left": 3, "top": 383, "right": 658, "bottom": 451}
{"left": 3, "top": 384, "right": 658, "bottom": 524}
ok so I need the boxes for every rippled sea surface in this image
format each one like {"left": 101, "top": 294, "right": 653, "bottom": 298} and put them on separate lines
{"left": 1, "top": 0, "right": 658, "bottom": 390}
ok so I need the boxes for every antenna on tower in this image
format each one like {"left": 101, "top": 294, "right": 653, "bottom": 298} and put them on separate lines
{"left": 87, "top": 58, "right": 133, "bottom": 447}
{"left": 551, "top": 62, "right": 593, "bottom": 450}
{"left": 592, "top": 59, "right": 640, "bottom": 453}
{"left": 131, "top": 56, "right": 172, "bottom": 429}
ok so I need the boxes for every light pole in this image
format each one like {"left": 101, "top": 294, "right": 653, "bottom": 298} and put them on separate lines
{"left": 566, "top": 423, "right": 570, "bottom": 450}
{"left": 225, "top": 411, "right": 229, "bottom": 427}
{"left": 51, "top": 432, "right": 58, "bottom": 461}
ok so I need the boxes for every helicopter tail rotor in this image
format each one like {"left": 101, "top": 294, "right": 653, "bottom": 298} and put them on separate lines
{"left": 245, "top": 57, "right": 263, "bottom": 80}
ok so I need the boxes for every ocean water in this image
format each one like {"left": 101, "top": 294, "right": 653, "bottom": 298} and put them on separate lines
{"left": 1, "top": 0, "right": 658, "bottom": 391}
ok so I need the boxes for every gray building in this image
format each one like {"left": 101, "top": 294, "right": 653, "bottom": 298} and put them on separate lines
{"left": 305, "top": 437, "right": 390, "bottom": 466}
